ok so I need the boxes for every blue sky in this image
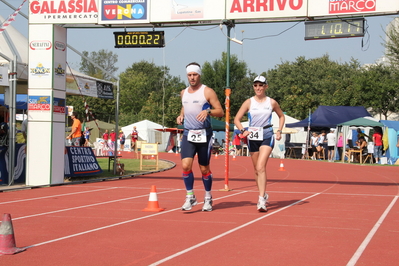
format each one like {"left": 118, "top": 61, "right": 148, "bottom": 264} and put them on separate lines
{"left": 0, "top": 1, "right": 397, "bottom": 81}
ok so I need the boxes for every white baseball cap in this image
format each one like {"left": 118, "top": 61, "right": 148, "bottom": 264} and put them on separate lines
{"left": 253, "top": 75, "right": 268, "bottom": 84}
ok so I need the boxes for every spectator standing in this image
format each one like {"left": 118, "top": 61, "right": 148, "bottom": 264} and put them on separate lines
{"left": 319, "top": 130, "right": 328, "bottom": 160}
{"left": 310, "top": 132, "right": 320, "bottom": 160}
{"left": 83, "top": 127, "right": 90, "bottom": 146}
{"left": 337, "top": 132, "right": 344, "bottom": 160}
{"left": 327, "top": 128, "right": 336, "bottom": 162}
{"left": 131, "top": 126, "right": 138, "bottom": 151}
{"left": 109, "top": 129, "right": 116, "bottom": 150}
{"left": 233, "top": 133, "right": 242, "bottom": 156}
{"left": 373, "top": 127, "right": 383, "bottom": 164}
{"left": 119, "top": 130, "right": 125, "bottom": 151}
{"left": 66, "top": 112, "right": 82, "bottom": 146}
{"left": 102, "top": 129, "right": 109, "bottom": 149}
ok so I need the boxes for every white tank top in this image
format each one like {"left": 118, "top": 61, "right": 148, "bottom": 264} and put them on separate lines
{"left": 248, "top": 96, "right": 273, "bottom": 137}
{"left": 182, "top": 84, "right": 211, "bottom": 133}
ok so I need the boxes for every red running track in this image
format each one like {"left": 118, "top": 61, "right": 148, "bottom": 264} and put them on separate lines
{"left": 0, "top": 153, "right": 398, "bottom": 266}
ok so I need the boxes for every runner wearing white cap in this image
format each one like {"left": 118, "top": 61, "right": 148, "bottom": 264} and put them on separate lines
{"left": 234, "top": 75, "right": 285, "bottom": 212}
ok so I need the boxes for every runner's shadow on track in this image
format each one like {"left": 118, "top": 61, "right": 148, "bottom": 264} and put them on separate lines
{"left": 209, "top": 199, "right": 309, "bottom": 211}
{"left": 213, "top": 201, "right": 254, "bottom": 210}
{"left": 267, "top": 199, "right": 309, "bottom": 211}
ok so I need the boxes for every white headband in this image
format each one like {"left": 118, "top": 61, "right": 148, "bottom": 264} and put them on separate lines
{"left": 186, "top": 65, "right": 201, "bottom": 75}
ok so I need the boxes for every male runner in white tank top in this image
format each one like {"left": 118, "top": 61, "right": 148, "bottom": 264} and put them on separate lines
{"left": 176, "top": 62, "right": 224, "bottom": 211}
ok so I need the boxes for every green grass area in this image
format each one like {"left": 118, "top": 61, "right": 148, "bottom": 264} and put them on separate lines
{"left": 67, "top": 158, "right": 173, "bottom": 182}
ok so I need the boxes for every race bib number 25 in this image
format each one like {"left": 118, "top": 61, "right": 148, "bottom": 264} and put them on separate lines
{"left": 188, "top": 129, "right": 207, "bottom": 143}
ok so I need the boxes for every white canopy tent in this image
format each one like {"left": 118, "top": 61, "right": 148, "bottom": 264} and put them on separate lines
{"left": 121, "top": 120, "right": 169, "bottom": 151}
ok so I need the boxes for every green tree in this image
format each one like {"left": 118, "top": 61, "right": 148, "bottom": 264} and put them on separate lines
{"left": 201, "top": 52, "right": 254, "bottom": 120}
{"left": 353, "top": 64, "right": 399, "bottom": 119}
{"left": 118, "top": 61, "right": 185, "bottom": 127}
{"left": 266, "top": 55, "right": 361, "bottom": 119}
{"left": 79, "top": 49, "right": 118, "bottom": 80}
{"left": 384, "top": 18, "right": 399, "bottom": 68}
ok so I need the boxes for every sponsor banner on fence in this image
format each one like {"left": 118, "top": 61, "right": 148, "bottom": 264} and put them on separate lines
{"left": 64, "top": 146, "right": 103, "bottom": 177}
{"left": 53, "top": 97, "right": 66, "bottom": 114}
{"left": 66, "top": 75, "right": 114, "bottom": 99}
{"left": 28, "top": 95, "right": 51, "bottom": 111}
{"left": 0, "top": 144, "right": 26, "bottom": 185}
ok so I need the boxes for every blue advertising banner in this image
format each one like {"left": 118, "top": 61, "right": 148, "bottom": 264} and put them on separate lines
{"left": 0, "top": 144, "right": 26, "bottom": 185}
{"left": 65, "top": 147, "right": 103, "bottom": 177}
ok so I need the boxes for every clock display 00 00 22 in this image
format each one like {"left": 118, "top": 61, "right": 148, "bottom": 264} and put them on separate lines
{"left": 114, "top": 31, "right": 165, "bottom": 48}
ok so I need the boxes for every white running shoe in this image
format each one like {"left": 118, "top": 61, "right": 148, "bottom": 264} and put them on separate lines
{"left": 257, "top": 194, "right": 268, "bottom": 212}
{"left": 264, "top": 193, "right": 269, "bottom": 203}
{"left": 202, "top": 197, "right": 213, "bottom": 212}
{"left": 182, "top": 195, "right": 198, "bottom": 211}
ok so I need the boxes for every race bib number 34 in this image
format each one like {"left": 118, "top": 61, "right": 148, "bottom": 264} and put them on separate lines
{"left": 248, "top": 127, "right": 263, "bottom": 141}
{"left": 188, "top": 129, "right": 207, "bottom": 143}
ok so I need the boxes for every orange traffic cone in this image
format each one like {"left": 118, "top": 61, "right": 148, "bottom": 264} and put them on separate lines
{"left": 0, "top": 213, "right": 26, "bottom": 255}
{"left": 215, "top": 153, "right": 218, "bottom": 159}
{"left": 151, "top": 155, "right": 155, "bottom": 160}
{"left": 232, "top": 155, "right": 236, "bottom": 161}
{"left": 278, "top": 160, "right": 286, "bottom": 171}
{"left": 175, "top": 149, "right": 179, "bottom": 156}
{"left": 142, "top": 185, "right": 165, "bottom": 212}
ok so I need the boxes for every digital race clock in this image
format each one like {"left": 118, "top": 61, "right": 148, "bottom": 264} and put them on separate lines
{"left": 113, "top": 31, "right": 165, "bottom": 48}
{"left": 305, "top": 19, "right": 365, "bottom": 40}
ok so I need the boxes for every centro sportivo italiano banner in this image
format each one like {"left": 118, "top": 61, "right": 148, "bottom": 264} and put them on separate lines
{"left": 64, "top": 146, "right": 103, "bottom": 177}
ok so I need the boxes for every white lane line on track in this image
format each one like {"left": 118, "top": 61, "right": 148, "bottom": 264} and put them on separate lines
{"left": 0, "top": 187, "right": 119, "bottom": 205}
{"left": 12, "top": 189, "right": 181, "bottom": 221}
{"left": 24, "top": 191, "right": 247, "bottom": 249}
{"left": 149, "top": 192, "right": 322, "bottom": 266}
{"left": 346, "top": 196, "right": 398, "bottom": 266}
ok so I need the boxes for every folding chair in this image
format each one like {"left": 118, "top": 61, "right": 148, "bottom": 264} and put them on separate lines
{"left": 362, "top": 143, "right": 374, "bottom": 164}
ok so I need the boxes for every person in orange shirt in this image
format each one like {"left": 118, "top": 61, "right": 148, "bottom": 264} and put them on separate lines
{"left": 66, "top": 112, "right": 82, "bottom": 146}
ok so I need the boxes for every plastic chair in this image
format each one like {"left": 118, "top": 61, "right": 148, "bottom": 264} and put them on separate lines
{"left": 363, "top": 143, "right": 374, "bottom": 164}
